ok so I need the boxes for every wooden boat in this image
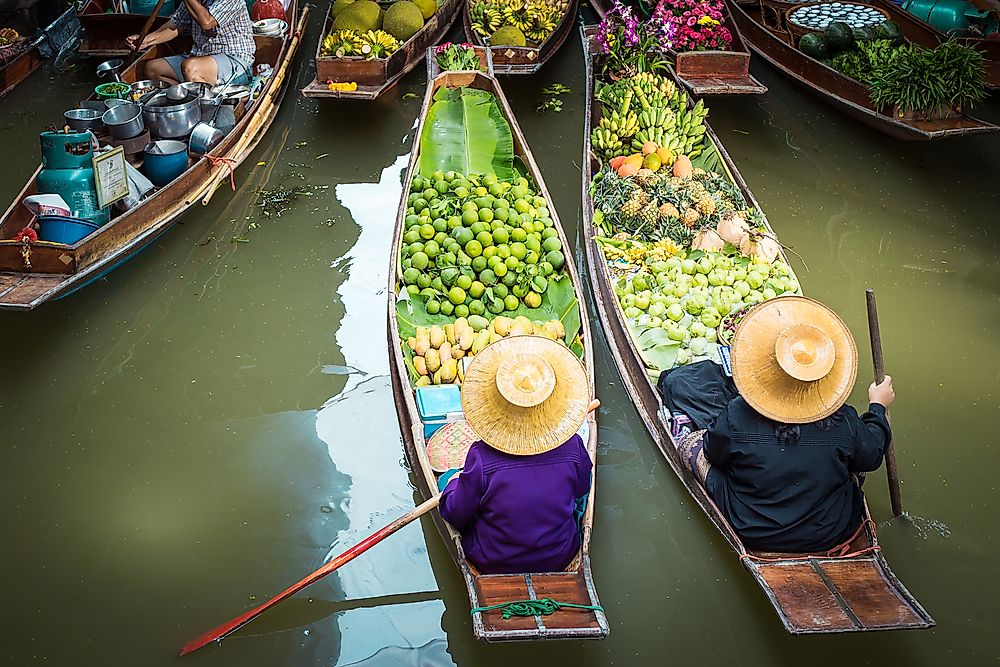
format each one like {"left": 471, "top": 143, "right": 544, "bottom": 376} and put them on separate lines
{"left": 77, "top": 0, "right": 169, "bottom": 57}
{"left": 0, "top": 2, "right": 308, "bottom": 310}
{"left": 386, "top": 48, "right": 609, "bottom": 641}
{"left": 579, "top": 26, "right": 935, "bottom": 634}
{"left": 589, "top": 0, "right": 767, "bottom": 95}
{"left": 300, "top": 0, "right": 462, "bottom": 100}
{"left": 462, "top": 0, "right": 578, "bottom": 74}
{"left": 869, "top": 0, "right": 1000, "bottom": 89}
{"left": 725, "top": 0, "right": 999, "bottom": 139}
{"left": 0, "top": 5, "right": 77, "bottom": 98}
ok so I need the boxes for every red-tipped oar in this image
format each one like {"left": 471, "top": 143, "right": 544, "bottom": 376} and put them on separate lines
{"left": 178, "top": 495, "right": 440, "bottom": 656}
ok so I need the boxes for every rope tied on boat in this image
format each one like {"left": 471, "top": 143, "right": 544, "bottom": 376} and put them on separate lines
{"left": 739, "top": 519, "right": 881, "bottom": 564}
{"left": 470, "top": 598, "right": 604, "bottom": 620}
{"left": 206, "top": 155, "right": 238, "bottom": 192}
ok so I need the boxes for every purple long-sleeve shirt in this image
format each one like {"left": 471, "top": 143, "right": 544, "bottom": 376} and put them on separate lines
{"left": 439, "top": 434, "right": 592, "bottom": 575}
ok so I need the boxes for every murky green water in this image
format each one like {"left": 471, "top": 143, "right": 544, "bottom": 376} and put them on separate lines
{"left": 1, "top": 14, "right": 998, "bottom": 666}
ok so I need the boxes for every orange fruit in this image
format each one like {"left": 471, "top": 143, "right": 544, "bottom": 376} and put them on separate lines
{"left": 624, "top": 154, "right": 644, "bottom": 170}
{"left": 642, "top": 152, "right": 662, "bottom": 172}
{"left": 656, "top": 146, "right": 674, "bottom": 165}
{"left": 609, "top": 155, "right": 626, "bottom": 170}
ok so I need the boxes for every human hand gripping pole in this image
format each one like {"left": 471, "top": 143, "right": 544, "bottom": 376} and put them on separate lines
{"left": 127, "top": 0, "right": 167, "bottom": 59}
{"left": 178, "top": 398, "right": 601, "bottom": 656}
{"left": 865, "top": 288, "right": 903, "bottom": 517}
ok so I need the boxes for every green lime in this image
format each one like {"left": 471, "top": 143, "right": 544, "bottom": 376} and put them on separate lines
{"left": 433, "top": 180, "right": 448, "bottom": 194}
{"left": 546, "top": 250, "right": 565, "bottom": 271}
{"left": 479, "top": 269, "right": 496, "bottom": 286}
{"left": 539, "top": 261, "right": 554, "bottom": 276}
{"left": 492, "top": 228, "right": 510, "bottom": 245}
{"left": 512, "top": 283, "right": 528, "bottom": 298}
{"left": 454, "top": 227, "right": 474, "bottom": 245}
{"left": 402, "top": 230, "right": 420, "bottom": 245}
{"left": 448, "top": 215, "right": 463, "bottom": 230}
{"left": 422, "top": 188, "right": 438, "bottom": 201}
{"left": 453, "top": 186, "right": 470, "bottom": 198}
{"left": 440, "top": 300, "right": 454, "bottom": 316}
{"left": 471, "top": 256, "right": 488, "bottom": 273}
{"left": 506, "top": 211, "right": 521, "bottom": 226}
{"left": 488, "top": 183, "right": 504, "bottom": 197}
{"left": 419, "top": 224, "right": 435, "bottom": 240}
{"left": 405, "top": 214, "right": 420, "bottom": 228}
{"left": 503, "top": 295, "right": 519, "bottom": 311}
{"left": 511, "top": 228, "right": 527, "bottom": 243}
{"left": 454, "top": 304, "right": 470, "bottom": 318}
{"left": 525, "top": 250, "right": 539, "bottom": 265}
{"left": 408, "top": 242, "right": 424, "bottom": 255}
{"left": 513, "top": 198, "right": 531, "bottom": 214}
{"left": 432, "top": 217, "right": 447, "bottom": 233}
{"left": 487, "top": 256, "right": 501, "bottom": 270}
{"left": 479, "top": 208, "right": 494, "bottom": 223}
{"left": 505, "top": 256, "right": 519, "bottom": 270}
{"left": 461, "top": 210, "right": 479, "bottom": 226}
{"left": 406, "top": 284, "right": 420, "bottom": 295}
{"left": 494, "top": 197, "right": 509, "bottom": 209}
{"left": 510, "top": 184, "right": 529, "bottom": 199}
{"left": 536, "top": 206, "right": 549, "bottom": 219}
{"left": 431, "top": 170, "right": 445, "bottom": 182}
{"left": 448, "top": 286, "right": 467, "bottom": 305}
{"left": 532, "top": 221, "right": 546, "bottom": 233}
{"left": 525, "top": 237, "right": 541, "bottom": 253}
{"left": 482, "top": 246, "right": 497, "bottom": 259}
{"left": 493, "top": 283, "right": 509, "bottom": 298}
{"left": 411, "top": 177, "right": 426, "bottom": 192}
{"left": 424, "top": 241, "right": 440, "bottom": 258}
{"left": 425, "top": 299, "right": 441, "bottom": 315}
{"left": 496, "top": 244, "right": 511, "bottom": 259}
{"left": 417, "top": 273, "right": 432, "bottom": 289}
{"left": 465, "top": 240, "right": 483, "bottom": 258}
{"left": 543, "top": 236, "right": 562, "bottom": 252}
{"left": 411, "top": 252, "right": 429, "bottom": 270}
{"left": 476, "top": 231, "right": 494, "bottom": 248}
{"left": 502, "top": 271, "right": 518, "bottom": 287}
{"left": 510, "top": 242, "right": 527, "bottom": 260}
{"left": 469, "top": 299, "right": 486, "bottom": 316}
{"left": 456, "top": 274, "right": 473, "bottom": 291}
{"left": 493, "top": 262, "right": 509, "bottom": 278}
{"left": 474, "top": 186, "right": 488, "bottom": 196}
{"left": 470, "top": 281, "right": 486, "bottom": 298}
{"left": 470, "top": 221, "right": 488, "bottom": 236}
{"left": 433, "top": 232, "right": 448, "bottom": 246}
{"left": 462, "top": 201, "right": 478, "bottom": 212}
{"left": 542, "top": 228, "right": 558, "bottom": 240}
{"left": 413, "top": 197, "right": 428, "bottom": 211}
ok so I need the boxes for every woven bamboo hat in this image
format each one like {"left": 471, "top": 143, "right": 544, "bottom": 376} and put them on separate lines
{"left": 731, "top": 295, "right": 858, "bottom": 424}
{"left": 461, "top": 335, "right": 590, "bottom": 456}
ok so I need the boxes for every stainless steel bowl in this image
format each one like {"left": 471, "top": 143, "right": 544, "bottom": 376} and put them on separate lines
{"left": 130, "top": 79, "right": 169, "bottom": 102}
{"left": 142, "top": 93, "right": 202, "bottom": 139}
{"left": 64, "top": 108, "right": 104, "bottom": 132}
{"left": 102, "top": 102, "right": 145, "bottom": 140}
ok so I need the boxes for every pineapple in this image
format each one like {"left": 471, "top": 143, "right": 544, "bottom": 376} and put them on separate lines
{"left": 695, "top": 195, "right": 716, "bottom": 216}
{"left": 658, "top": 202, "right": 680, "bottom": 220}
{"left": 682, "top": 207, "right": 701, "bottom": 228}
{"left": 620, "top": 190, "right": 649, "bottom": 218}
{"left": 636, "top": 168, "right": 659, "bottom": 188}
{"left": 638, "top": 201, "right": 659, "bottom": 227}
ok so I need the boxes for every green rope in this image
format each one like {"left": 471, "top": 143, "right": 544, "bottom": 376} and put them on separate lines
{"left": 470, "top": 598, "right": 604, "bottom": 620}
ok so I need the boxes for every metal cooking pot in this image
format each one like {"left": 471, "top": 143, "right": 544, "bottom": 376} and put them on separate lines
{"left": 102, "top": 102, "right": 145, "bottom": 140}
{"left": 188, "top": 122, "right": 225, "bottom": 156}
{"left": 142, "top": 92, "right": 202, "bottom": 139}
{"left": 64, "top": 108, "right": 104, "bottom": 132}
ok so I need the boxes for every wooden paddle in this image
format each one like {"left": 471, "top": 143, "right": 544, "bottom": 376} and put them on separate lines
{"left": 177, "top": 494, "right": 441, "bottom": 656}
{"left": 865, "top": 288, "right": 903, "bottom": 517}
{"left": 179, "top": 398, "right": 601, "bottom": 656}
{"left": 129, "top": 0, "right": 166, "bottom": 60}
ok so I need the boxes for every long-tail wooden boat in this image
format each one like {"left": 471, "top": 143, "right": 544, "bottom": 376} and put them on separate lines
{"left": 77, "top": 0, "right": 169, "bottom": 57}
{"left": 579, "top": 25, "right": 934, "bottom": 634}
{"left": 386, "top": 48, "right": 609, "bottom": 641}
{"left": 725, "top": 0, "right": 999, "bottom": 139}
{"left": 0, "top": 2, "right": 308, "bottom": 310}
{"left": 0, "top": 5, "right": 77, "bottom": 98}
{"left": 588, "top": 0, "right": 766, "bottom": 95}
{"left": 869, "top": 0, "right": 1000, "bottom": 89}
{"left": 462, "top": 0, "right": 578, "bottom": 74}
{"left": 300, "top": 0, "right": 462, "bottom": 100}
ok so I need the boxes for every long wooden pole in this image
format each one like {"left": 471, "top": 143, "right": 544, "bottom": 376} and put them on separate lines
{"left": 178, "top": 494, "right": 441, "bottom": 657}
{"left": 200, "top": 6, "right": 309, "bottom": 207}
{"left": 865, "top": 288, "right": 903, "bottom": 517}
{"left": 129, "top": 0, "right": 166, "bottom": 60}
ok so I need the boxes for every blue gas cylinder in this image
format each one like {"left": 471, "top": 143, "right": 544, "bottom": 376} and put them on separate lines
{"left": 36, "top": 131, "right": 110, "bottom": 227}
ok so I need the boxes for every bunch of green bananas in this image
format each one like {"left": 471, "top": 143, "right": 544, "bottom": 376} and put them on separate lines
{"left": 591, "top": 128, "right": 625, "bottom": 160}
{"left": 522, "top": 3, "right": 559, "bottom": 42}
{"left": 598, "top": 110, "right": 639, "bottom": 138}
{"left": 470, "top": 2, "right": 502, "bottom": 36}
{"left": 637, "top": 107, "right": 676, "bottom": 133}
{"left": 631, "top": 100, "right": 707, "bottom": 156}
{"left": 320, "top": 30, "right": 365, "bottom": 57}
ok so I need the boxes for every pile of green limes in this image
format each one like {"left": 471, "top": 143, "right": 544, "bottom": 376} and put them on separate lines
{"left": 400, "top": 169, "right": 566, "bottom": 318}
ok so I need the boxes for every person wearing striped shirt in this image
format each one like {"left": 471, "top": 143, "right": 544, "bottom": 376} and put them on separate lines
{"left": 127, "top": 0, "right": 255, "bottom": 86}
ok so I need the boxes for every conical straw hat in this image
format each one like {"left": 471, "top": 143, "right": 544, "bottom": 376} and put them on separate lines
{"left": 730, "top": 295, "right": 858, "bottom": 424}
{"left": 461, "top": 335, "right": 590, "bottom": 456}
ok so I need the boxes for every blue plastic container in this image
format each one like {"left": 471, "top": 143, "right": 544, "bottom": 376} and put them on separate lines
{"left": 37, "top": 215, "right": 102, "bottom": 245}
{"left": 415, "top": 384, "right": 464, "bottom": 439}
{"left": 143, "top": 140, "right": 189, "bottom": 187}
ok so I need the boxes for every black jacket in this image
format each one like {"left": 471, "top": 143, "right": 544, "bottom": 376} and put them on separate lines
{"left": 705, "top": 398, "right": 890, "bottom": 552}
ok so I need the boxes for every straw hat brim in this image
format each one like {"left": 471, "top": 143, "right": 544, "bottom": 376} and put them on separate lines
{"left": 731, "top": 296, "right": 858, "bottom": 424}
{"left": 461, "top": 335, "right": 590, "bottom": 456}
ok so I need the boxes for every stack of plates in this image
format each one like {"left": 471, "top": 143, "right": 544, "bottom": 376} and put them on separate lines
{"left": 252, "top": 18, "right": 287, "bottom": 37}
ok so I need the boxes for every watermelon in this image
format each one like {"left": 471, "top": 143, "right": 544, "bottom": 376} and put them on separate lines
{"left": 824, "top": 22, "right": 854, "bottom": 52}
{"left": 875, "top": 20, "right": 904, "bottom": 46}
{"left": 799, "top": 32, "right": 829, "bottom": 60}
{"left": 852, "top": 25, "right": 876, "bottom": 42}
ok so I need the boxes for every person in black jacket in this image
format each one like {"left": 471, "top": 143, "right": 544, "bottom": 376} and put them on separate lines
{"left": 675, "top": 296, "right": 895, "bottom": 553}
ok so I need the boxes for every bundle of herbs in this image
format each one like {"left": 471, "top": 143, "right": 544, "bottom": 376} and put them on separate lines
{"left": 832, "top": 39, "right": 987, "bottom": 115}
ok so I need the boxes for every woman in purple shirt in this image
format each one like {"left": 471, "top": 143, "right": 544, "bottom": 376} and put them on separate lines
{"left": 437, "top": 336, "right": 593, "bottom": 575}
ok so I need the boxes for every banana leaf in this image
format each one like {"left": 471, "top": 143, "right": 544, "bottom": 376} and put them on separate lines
{"left": 419, "top": 87, "right": 516, "bottom": 181}
{"left": 626, "top": 321, "right": 680, "bottom": 372}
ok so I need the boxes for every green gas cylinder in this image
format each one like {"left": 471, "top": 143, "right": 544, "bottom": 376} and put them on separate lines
{"left": 901, "top": 0, "right": 999, "bottom": 36}
{"left": 36, "top": 131, "right": 110, "bottom": 226}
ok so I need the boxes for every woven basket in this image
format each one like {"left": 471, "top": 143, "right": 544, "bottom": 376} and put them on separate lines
{"left": 784, "top": 2, "right": 889, "bottom": 42}
{"left": 759, "top": 0, "right": 802, "bottom": 32}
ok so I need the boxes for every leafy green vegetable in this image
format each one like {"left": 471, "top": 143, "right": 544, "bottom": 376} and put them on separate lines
{"left": 626, "top": 321, "right": 680, "bottom": 372}
{"left": 419, "top": 86, "right": 515, "bottom": 180}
